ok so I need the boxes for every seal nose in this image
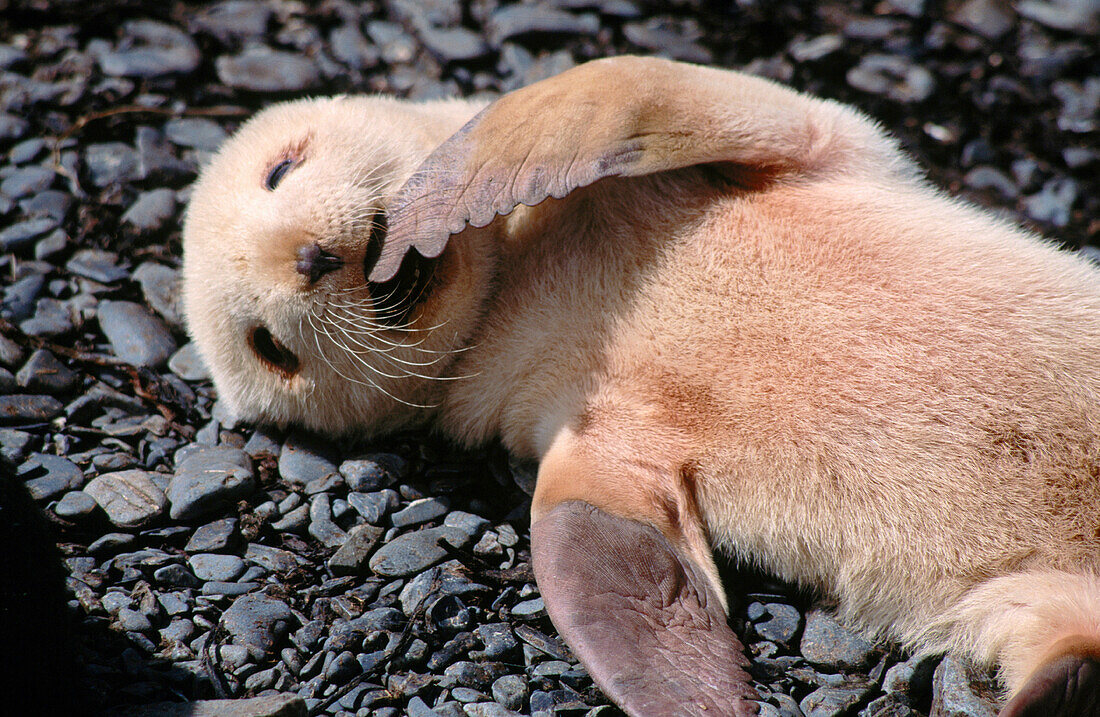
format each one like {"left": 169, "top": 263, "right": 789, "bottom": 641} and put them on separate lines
{"left": 296, "top": 243, "right": 344, "bottom": 284}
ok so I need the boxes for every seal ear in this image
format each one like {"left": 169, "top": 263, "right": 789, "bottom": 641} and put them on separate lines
{"left": 370, "top": 54, "right": 901, "bottom": 282}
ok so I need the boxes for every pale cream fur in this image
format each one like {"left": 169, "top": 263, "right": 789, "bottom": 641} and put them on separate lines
{"left": 183, "top": 57, "right": 1100, "bottom": 704}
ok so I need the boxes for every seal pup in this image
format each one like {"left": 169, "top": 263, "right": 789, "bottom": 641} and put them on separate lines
{"left": 183, "top": 57, "right": 1100, "bottom": 716}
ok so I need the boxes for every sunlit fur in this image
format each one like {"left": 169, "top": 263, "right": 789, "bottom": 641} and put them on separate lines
{"left": 184, "top": 58, "right": 1100, "bottom": 706}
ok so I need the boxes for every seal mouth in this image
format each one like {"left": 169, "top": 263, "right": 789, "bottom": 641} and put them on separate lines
{"left": 365, "top": 247, "right": 437, "bottom": 327}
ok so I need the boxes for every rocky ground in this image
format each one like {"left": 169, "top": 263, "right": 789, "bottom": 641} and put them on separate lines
{"left": 1, "top": 0, "right": 1098, "bottom": 716}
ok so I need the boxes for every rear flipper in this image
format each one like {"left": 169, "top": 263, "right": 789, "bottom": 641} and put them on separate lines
{"left": 943, "top": 570, "right": 1100, "bottom": 717}
{"left": 532, "top": 500, "right": 759, "bottom": 716}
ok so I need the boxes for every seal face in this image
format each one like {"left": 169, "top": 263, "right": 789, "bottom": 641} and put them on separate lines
{"left": 182, "top": 95, "right": 492, "bottom": 434}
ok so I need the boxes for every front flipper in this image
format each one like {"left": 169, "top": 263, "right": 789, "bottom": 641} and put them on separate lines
{"left": 532, "top": 500, "right": 759, "bottom": 716}
{"left": 999, "top": 637, "right": 1100, "bottom": 717}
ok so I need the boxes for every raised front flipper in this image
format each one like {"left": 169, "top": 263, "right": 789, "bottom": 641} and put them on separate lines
{"left": 370, "top": 55, "right": 910, "bottom": 282}
{"left": 532, "top": 500, "right": 759, "bottom": 716}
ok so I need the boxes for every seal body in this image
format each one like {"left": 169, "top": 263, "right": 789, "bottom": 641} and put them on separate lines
{"left": 183, "top": 57, "right": 1100, "bottom": 716}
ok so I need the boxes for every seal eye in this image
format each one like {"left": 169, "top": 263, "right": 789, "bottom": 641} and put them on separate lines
{"left": 249, "top": 327, "right": 299, "bottom": 377}
{"left": 265, "top": 159, "right": 296, "bottom": 191}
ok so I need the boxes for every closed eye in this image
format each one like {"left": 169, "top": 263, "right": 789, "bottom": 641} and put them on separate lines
{"left": 265, "top": 158, "right": 297, "bottom": 191}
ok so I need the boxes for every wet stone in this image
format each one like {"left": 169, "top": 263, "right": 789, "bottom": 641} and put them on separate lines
{"left": 340, "top": 453, "right": 406, "bottom": 491}
{"left": 419, "top": 26, "right": 492, "bottom": 63}
{"left": 189, "top": 553, "right": 246, "bottom": 582}
{"left": 215, "top": 46, "right": 322, "bottom": 92}
{"left": 368, "top": 525, "right": 470, "bottom": 577}
{"left": 16, "top": 452, "right": 82, "bottom": 499}
{"left": 245, "top": 543, "right": 309, "bottom": 573}
{"left": 20, "top": 298, "right": 73, "bottom": 338}
{"left": 84, "top": 470, "right": 169, "bottom": 528}
{"left": 391, "top": 496, "right": 450, "bottom": 528}
{"left": 192, "top": 0, "right": 274, "bottom": 42}
{"left": 164, "top": 117, "right": 229, "bottom": 153}
{"left": 222, "top": 593, "right": 295, "bottom": 661}
{"left": 153, "top": 563, "right": 202, "bottom": 589}
{"left": 800, "top": 682, "right": 874, "bottom": 717}
{"left": 66, "top": 248, "right": 129, "bottom": 284}
{"left": 280, "top": 431, "right": 339, "bottom": 486}
{"left": 15, "top": 349, "right": 79, "bottom": 394}
{"left": 487, "top": 4, "right": 600, "bottom": 46}
{"left": 752, "top": 602, "right": 802, "bottom": 644}
{"left": 53, "top": 489, "right": 98, "bottom": 519}
{"left": 98, "top": 300, "right": 178, "bottom": 368}
{"left": 167, "top": 445, "right": 255, "bottom": 521}
{"left": 474, "top": 623, "right": 519, "bottom": 661}
{"left": 514, "top": 624, "right": 569, "bottom": 661}
{"left": 800, "top": 609, "right": 878, "bottom": 670}
{"left": 308, "top": 493, "right": 348, "bottom": 548}
{"left": 21, "top": 190, "right": 72, "bottom": 223}
{"left": 122, "top": 189, "right": 177, "bottom": 233}
{"left": 511, "top": 597, "right": 545, "bottom": 619}
{"left": 93, "top": 20, "right": 201, "bottom": 78}
{"left": 185, "top": 517, "right": 239, "bottom": 553}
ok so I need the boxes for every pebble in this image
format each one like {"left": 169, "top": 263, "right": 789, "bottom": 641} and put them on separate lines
{"left": 189, "top": 553, "right": 246, "bottom": 581}
{"left": 847, "top": 54, "right": 935, "bottom": 103}
{"left": 368, "top": 526, "right": 470, "bottom": 577}
{"left": 84, "top": 470, "right": 169, "bottom": 528}
{"left": 222, "top": 592, "right": 295, "bottom": 661}
{"left": 167, "top": 445, "right": 255, "bottom": 520}
{"left": 98, "top": 300, "right": 178, "bottom": 368}
{"left": 929, "top": 655, "right": 997, "bottom": 716}
{"left": 752, "top": 602, "right": 802, "bottom": 644}
{"left": 215, "top": 46, "right": 321, "bottom": 92}
{"left": 164, "top": 118, "right": 229, "bottom": 152}
{"left": 0, "top": 217, "right": 58, "bottom": 252}
{"left": 53, "top": 489, "right": 99, "bottom": 519}
{"left": 20, "top": 298, "right": 73, "bottom": 338}
{"left": 15, "top": 349, "right": 79, "bottom": 394}
{"left": 510, "top": 597, "right": 545, "bottom": 619}
{"left": 800, "top": 609, "right": 878, "bottom": 670}
{"left": 185, "top": 517, "right": 239, "bottom": 552}
{"left": 66, "top": 248, "right": 129, "bottom": 284}
{"left": 963, "top": 166, "right": 1019, "bottom": 200}
{"left": 93, "top": 20, "right": 201, "bottom": 78}
{"left": 245, "top": 543, "right": 309, "bottom": 573}
{"left": 280, "top": 431, "right": 339, "bottom": 486}
{"left": 800, "top": 682, "right": 874, "bottom": 717}
{"left": 328, "top": 523, "right": 385, "bottom": 575}
{"left": 1, "top": 164, "right": 56, "bottom": 198}
{"left": 391, "top": 496, "right": 450, "bottom": 528}
{"left": 340, "top": 453, "right": 406, "bottom": 491}
{"left": 168, "top": 342, "right": 210, "bottom": 381}
{"left": 486, "top": 5, "right": 599, "bottom": 46}
{"left": 22, "top": 190, "right": 72, "bottom": 223}
{"left": 83, "top": 141, "right": 144, "bottom": 187}
{"left": 122, "top": 189, "right": 177, "bottom": 233}
{"left": 193, "top": 0, "right": 275, "bottom": 42}
{"left": 1024, "top": 176, "right": 1079, "bottom": 227}
{"left": 307, "top": 493, "right": 348, "bottom": 548}
{"left": 491, "top": 673, "right": 528, "bottom": 711}
{"left": 419, "top": 26, "right": 492, "bottom": 63}
{"left": 17, "top": 452, "right": 83, "bottom": 499}
{"left": 329, "top": 23, "right": 381, "bottom": 71}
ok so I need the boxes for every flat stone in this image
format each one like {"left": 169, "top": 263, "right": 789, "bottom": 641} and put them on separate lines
{"left": 94, "top": 20, "right": 201, "bottom": 78}
{"left": 53, "top": 489, "right": 99, "bottom": 519}
{"left": 222, "top": 593, "right": 295, "bottom": 661}
{"left": 391, "top": 496, "right": 450, "bottom": 528}
{"left": 15, "top": 349, "right": 79, "bottom": 394}
{"left": 0, "top": 394, "right": 64, "bottom": 426}
{"left": 66, "top": 248, "right": 130, "bottom": 284}
{"left": 114, "top": 694, "right": 306, "bottom": 716}
{"left": 245, "top": 543, "right": 309, "bottom": 573}
{"left": 279, "top": 431, "right": 339, "bottom": 486}
{"left": 153, "top": 563, "right": 202, "bottom": 589}
{"left": 308, "top": 493, "right": 348, "bottom": 548}
{"left": 164, "top": 117, "right": 228, "bottom": 152}
{"left": 83, "top": 142, "right": 143, "bottom": 188}
{"left": 800, "top": 682, "right": 875, "bottom": 717}
{"left": 167, "top": 445, "right": 255, "bottom": 520}
{"left": 98, "top": 300, "right": 178, "bottom": 368}
{"left": 192, "top": 1, "right": 275, "bottom": 42}
{"left": 133, "top": 261, "right": 184, "bottom": 328}
{"left": 189, "top": 553, "right": 246, "bottom": 581}
{"left": 486, "top": 5, "right": 599, "bottom": 46}
{"left": 168, "top": 341, "right": 210, "bottom": 381}
{"left": 20, "top": 298, "right": 74, "bottom": 338}
{"left": 340, "top": 453, "right": 406, "bottom": 491}
{"left": 215, "top": 46, "right": 321, "bottom": 92}
{"left": 0, "top": 164, "right": 56, "bottom": 199}
{"left": 185, "top": 517, "right": 239, "bottom": 552}
{"left": 418, "top": 26, "right": 491, "bottom": 63}
{"left": 846, "top": 54, "right": 936, "bottom": 103}
{"left": 0, "top": 217, "right": 58, "bottom": 252}
{"left": 0, "top": 428, "right": 31, "bottom": 463}
{"left": 85, "top": 470, "right": 168, "bottom": 528}
{"left": 123, "top": 189, "right": 177, "bottom": 232}
{"left": 753, "top": 602, "right": 802, "bottom": 644}
{"left": 1024, "top": 177, "right": 1079, "bottom": 227}
{"left": 511, "top": 597, "right": 546, "bottom": 618}
{"left": 16, "top": 452, "right": 83, "bottom": 500}
{"left": 800, "top": 609, "right": 878, "bottom": 670}
{"left": 368, "top": 526, "right": 470, "bottom": 577}
{"left": 930, "top": 655, "right": 997, "bottom": 717}
{"left": 328, "top": 523, "right": 385, "bottom": 576}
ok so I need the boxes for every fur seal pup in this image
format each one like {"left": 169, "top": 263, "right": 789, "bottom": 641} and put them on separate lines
{"left": 183, "top": 57, "right": 1100, "bottom": 716}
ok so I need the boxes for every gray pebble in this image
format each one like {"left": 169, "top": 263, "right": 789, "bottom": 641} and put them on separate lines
{"left": 94, "top": 20, "right": 201, "bottom": 78}
{"left": 846, "top": 54, "right": 936, "bottom": 103}
{"left": 66, "top": 248, "right": 129, "bottom": 284}
{"left": 800, "top": 682, "right": 874, "bottom": 717}
{"left": 167, "top": 445, "right": 255, "bottom": 520}
{"left": 0, "top": 335, "right": 25, "bottom": 367}
{"left": 883, "top": 653, "right": 937, "bottom": 705}
{"left": 159, "top": 592, "right": 192, "bottom": 616}
{"left": 83, "top": 142, "right": 143, "bottom": 188}
{"left": 513, "top": 624, "right": 569, "bottom": 661}
{"left": 16, "top": 452, "right": 83, "bottom": 499}
{"left": 474, "top": 623, "right": 519, "bottom": 661}
{"left": 53, "top": 489, "right": 98, "bottom": 519}
{"left": 753, "top": 602, "right": 802, "bottom": 644}
{"left": 491, "top": 674, "right": 528, "bottom": 711}
{"left": 1017, "top": 0, "right": 1100, "bottom": 34}
{"left": 420, "top": 26, "right": 492, "bottom": 63}
{"left": 929, "top": 655, "right": 997, "bottom": 716}
{"left": 122, "top": 189, "right": 177, "bottom": 232}
{"left": 0, "top": 113, "right": 28, "bottom": 142}
{"left": 1024, "top": 176, "right": 1079, "bottom": 227}
{"left": 1, "top": 393, "right": 64, "bottom": 428}
{"left": 392, "top": 496, "right": 450, "bottom": 528}
{"left": 304, "top": 472, "right": 343, "bottom": 495}
{"left": 88, "top": 532, "right": 136, "bottom": 555}
{"left": 328, "top": 23, "right": 381, "bottom": 71}
{"left": 244, "top": 427, "right": 282, "bottom": 458}
{"left": 0, "top": 217, "right": 59, "bottom": 252}
{"left": 951, "top": 0, "right": 1016, "bottom": 40}
{"left": 340, "top": 453, "right": 406, "bottom": 491}
{"left": 22, "top": 190, "right": 72, "bottom": 223}
{"left": 15, "top": 348, "right": 79, "bottom": 394}
{"left": 189, "top": 553, "right": 246, "bottom": 581}
{"left": 192, "top": 0, "right": 274, "bottom": 42}
{"left": 308, "top": 493, "right": 348, "bottom": 548}
{"left": 964, "top": 167, "right": 1019, "bottom": 200}
{"left": 324, "top": 650, "right": 361, "bottom": 685}
{"left": 168, "top": 342, "right": 210, "bottom": 381}
{"left": 3, "top": 273, "right": 44, "bottom": 322}
{"left": 622, "top": 17, "right": 712, "bottom": 64}
{"left": 202, "top": 581, "right": 259, "bottom": 596}
{"left": 1, "top": 164, "right": 56, "bottom": 199}
{"left": 84, "top": 469, "right": 168, "bottom": 528}
{"left": 215, "top": 46, "right": 321, "bottom": 92}
{"left": 487, "top": 5, "right": 599, "bottom": 46}
{"left": 98, "top": 300, "right": 177, "bottom": 368}
{"left": 153, "top": 563, "right": 202, "bottom": 589}
{"left": 328, "top": 523, "right": 385, "bottom": 576}
{"left": 222, "top": 592, "right": 295, "bottom": 661}
{"left": 20, "top": 298, "right": 74, "bottom": 338}
{"left": 0, "top": 428, "right": 31, "bottom": 464}
{"left": 280, "top": 431, "right": 339, "bottom": 486}
{"left": 117, "top": 606, "right": 154, "bottom": 633}
{"left": 164, "top": 117, "right": 229, "bottom": 152}
{"left": 271, "top": 503, "right": 310, "bottom": 532}
{"left": 369, "top": 525, "right": 470, "bottom": 577}
{"left": 510, "top": 598, "right": 545, "bottom": 619}
{"left": 186, "top": 517, "right": 239, "bottom": 552}
{"left": 800, "top": 609, "right": 878, "bottom": 670}
{"left": 789, "top": 34, "right": 844, "bottom": 63}
{"left": 245, "top": 543, "right": 309, "bottom": 573}
{"left": 465, "top": 703, "right": 521, "bottom": 717}
{"left": 8, "top": 138, "right": 46, "bottom": 164}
